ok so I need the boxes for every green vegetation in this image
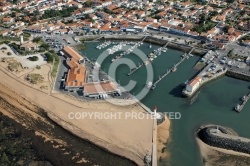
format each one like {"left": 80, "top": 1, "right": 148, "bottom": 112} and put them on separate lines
{"left": 75, "top": 43, "right": 87, "bottom": 50}
{"left": 45, "top": 50, "right": 59, "bottom": 77}
{"left": 23, "top": 32, "right": 31, "bottom": 38}
{"left": 32, "top": 37, "right": 43, "bottom": 44}
{"left": 40, "top": 43, "right": 50, "bottom": 51}
{"left": 26, "top": 73, "right": 44, "bottom": 84}
{"left": 41, "top": 7, "right": 78, "bottom": 19}
{"left": 7, "top": 60, "right": 21, "bottom": 72}
{"left": 227, "top": 49, "right": 234, "bottom": 57}
{"left": 8, "top": 43, "right": 31, "bottom": 55}
{"left": 241, "top": 35, "right": 250, "bottom": 41}
{"left": 0, "top": 35, "right": 19, "bottom": 42}
{"left": 27, "top": 56, "right": 39, "bottom": 61}
{"left": 0, "top": 115, "right": 51, "bottom": 164}
{"left": 192, "top": 21, "right": 216, "bottom": 33}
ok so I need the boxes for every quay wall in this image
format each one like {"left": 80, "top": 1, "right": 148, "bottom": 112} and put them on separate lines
{"left": 226, "top": 70, "right": 250, "bottom": 82}
{"left": 197, "top": 126, "right": 250, "bottom": 154}
{"left": 184, "top": 70, "right": 227, "bottom": 97}
{"left": 78, "top": 35, "right": 207, "bottom": 56}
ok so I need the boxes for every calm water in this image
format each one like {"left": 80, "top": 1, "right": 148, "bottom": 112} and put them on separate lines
{"left": 81, "top": 42, "right": 250, "bottom": 166}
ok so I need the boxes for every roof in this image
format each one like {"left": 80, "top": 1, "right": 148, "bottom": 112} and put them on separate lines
{"left": 84, "top": 81, "right": 118, "bottom": 94}
{"left": 189, "top": 76, "right": 202, "bottom": 87}
{"left": 63, "top": 46, "right": 83, "bottom": 62}
{"left": 65, "top": 65, "right": 86, "bottom": 87}
{"left": 20, "top": 42, "right": 38, "bottom": 48}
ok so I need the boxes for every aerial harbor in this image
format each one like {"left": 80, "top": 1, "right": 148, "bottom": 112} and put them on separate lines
{"left": 0, "top": 0, "right": 250, "bottom": 166}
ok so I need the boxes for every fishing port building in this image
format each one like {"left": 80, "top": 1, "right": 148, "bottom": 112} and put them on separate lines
{"left": 184, "top": 76, "right": 202, "bottom": 93}
{"left": 63, "top": 46, "right": 120, "bottom": 97}
{"left": 63, "top": 46, "right": 84, "bottom": 63}
{"left": 65, "top": 59, "right": 86, "bottom": 91}
{"left": 83, "top": 81, "right": 120, "bottom": 97}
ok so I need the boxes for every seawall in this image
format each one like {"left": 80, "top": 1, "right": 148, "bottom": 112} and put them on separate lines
{"left": 197, "top": 125, "right": 250, "bottom": 155}
{"left": 226, "top": 69, "right": 250, "bottom": 82}
{"left": 78, "top": 35, "right": 207, "bottom": 56}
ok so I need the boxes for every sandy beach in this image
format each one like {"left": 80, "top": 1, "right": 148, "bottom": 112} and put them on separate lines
{"left": 0, "top": 63, "right": 154, "bottom": 165}
{"left": 157, "top": 116, "right": 170, "bottom": 160}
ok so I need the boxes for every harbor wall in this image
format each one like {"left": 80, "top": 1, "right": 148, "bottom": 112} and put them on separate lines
{"left": 226, "top": 70, "right": 250, "bottom": 82}
{"left": 78, "top": 35, "right": 207, "bottom": 56}
{"left": 183, "top": 69, "right": 227, "bottom": 98}
{"left": 197, "top": 125, "right": 250, "bottom": 154}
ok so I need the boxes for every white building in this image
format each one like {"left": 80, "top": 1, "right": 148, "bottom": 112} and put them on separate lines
{"left": 185, "top": 76, "right": 202, "bottom": 92}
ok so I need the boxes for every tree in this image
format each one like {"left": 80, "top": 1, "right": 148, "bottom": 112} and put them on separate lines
{"left": 28, "top": 56, "right": 39, "bottom": 61}
{"left": 0, "top": 153, "right": 9, "bottom": 164}
{"left": 40, "top": 43, "right": 50, "bottom": 50}
{"left": 45, "top": 52, "right": 54, "bottom": 63}
{"left": 32, "top": 37, "right": 42, "bottom": 43}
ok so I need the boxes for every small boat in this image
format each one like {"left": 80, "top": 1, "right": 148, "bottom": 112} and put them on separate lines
{"left": 150, "top": 84, "right": 156, "bottom": 90}
{"left": 162, "top": 48, "right": 167, "bottom": 52}
{"left": 146, "top": 82, "right": 153, "bottom": 89}
{"left": 241, "top": 96, "right": 247, "bottom": 101}
{"left": 149, "top": 44, "right": 152, "bottom": 48}
{"left": 144, "top": 60, "right": 150, "bottom": 65}
{"left": 182, "top": 80, "right": 189, "bottom": 87}
{"left": 235, "top": 104, "right": 241, "bottom": 112}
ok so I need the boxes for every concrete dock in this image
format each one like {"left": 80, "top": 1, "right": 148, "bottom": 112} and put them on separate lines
{"left": 182, "top": 63, "right": 227, "bottom": 97}
{"left": 127, "top": 40, "right": 172, "bottom": 76}
{"left": 151, "top": 52, "right": 190, "bottom": 89}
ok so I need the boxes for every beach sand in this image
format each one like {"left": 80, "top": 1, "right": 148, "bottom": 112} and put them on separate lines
{"left": 157, "top": 116, "right": 170, "bottom": 160}
{"left": 196, "top": 138, "right": 250, "bottom": 166}
{"left": 0, "top": 64, "right": 154, "bottom": 165}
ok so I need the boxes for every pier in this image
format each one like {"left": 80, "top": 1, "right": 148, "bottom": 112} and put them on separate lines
{"left": 152, "top": 53, "right": 189, "bottom": 88}
{"left": 141, "top": 36, "right": 147, "bottom": 42}
{"left": 182, "top": 63, "right": 227, "bottom": 97}
{"left": 127, "top": 40, "right": 172, "bottom": 76}
{"left": 112, "top": 36, "right": 148, "bottom": 62}
{"left": 234, "top": 92, "right": 250, "bottom": 113}
{"left": 127, "top": 63, "right": 144, "bottom": 76}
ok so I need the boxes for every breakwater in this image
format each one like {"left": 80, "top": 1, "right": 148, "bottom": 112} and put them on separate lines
{"left": 183, "top": 67, "right": 227, "bottom": 97}
{"left": 226, "top": 69, "right": 250, "bottom": 82}
{"left": 197, "top": 125, "right": 250, "bottom": 155}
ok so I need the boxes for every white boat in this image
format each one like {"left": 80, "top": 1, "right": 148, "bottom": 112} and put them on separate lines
{"left": 162, "top": 48, "right": 167, "bottom": 52}
{"left": 149, "top": 44, "right": 152, "bottom": 48}
{"left": 146, "top": 82, "right": 153, "bottom": 89}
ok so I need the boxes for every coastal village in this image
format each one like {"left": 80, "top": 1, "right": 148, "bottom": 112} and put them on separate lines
{"left": 0, "top": 0, "right": 250, "bottom": 166}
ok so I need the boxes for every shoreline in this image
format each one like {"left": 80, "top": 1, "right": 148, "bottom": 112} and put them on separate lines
{"left": 157, "top": 116, "right": 170, "bottom": 163}
{"left": 0, "top": 61, "right": 155, "bottom": 165}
